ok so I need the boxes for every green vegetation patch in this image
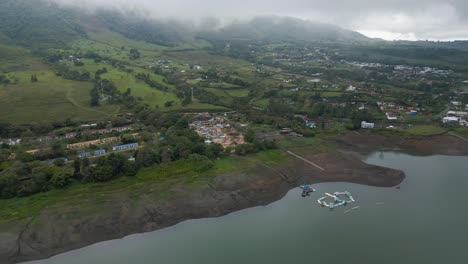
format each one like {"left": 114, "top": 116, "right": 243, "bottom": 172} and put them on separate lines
{"left": 0, "top": 149, "right": 289, "bottom": 223}
{"left": 453, "top": 127, "right": 468, "bottom": 139}
{"left": 0, "top": 70, "right": 118, "bottom": 124}
{"left": 100, "top": 69, "right": 179, "bottom": 108}
{"left": 226, "top": 89, "right": 250, "bottom": 97}
{"left": 403, "top": 125, "right": 447, "bottom": 136}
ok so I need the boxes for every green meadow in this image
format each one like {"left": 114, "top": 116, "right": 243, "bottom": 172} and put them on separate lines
{"left": 0, "top": 70, "right": 118, "bottom": 124}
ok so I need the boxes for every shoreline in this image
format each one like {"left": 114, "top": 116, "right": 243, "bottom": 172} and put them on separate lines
{"left": 2, "top": 132, "right": 467, "bottom": 264}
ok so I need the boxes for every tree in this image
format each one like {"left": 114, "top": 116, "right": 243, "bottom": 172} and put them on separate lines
{"left": 205, "top": 144, "right": 224, "bottom": 159}
{"left": 85, "top": 165, "right": 114, "bottom": 182}
{"left": 90, "top": 87, "right": 100, "bottom": 106}
{"left": 182, "top": 95, "right": 191, "bottom": 106}
{"left": 164, "top": 101, "right": 174, "bottom": 108}
{"left": 53, "top": 158, "right": 66, "bottom": 167}
{"left": 136, "top": 145, "right": 158, "bottom": 167}
{"left": 462, "top": 93, "right": 468, "bottom": 105}
{"left": 50, "top": 170, "right": 72, "bottom": 188}
{"left": 0, "top": 173, "right": 20, "bottom": 199}
{"left": 244, "top": 129, "right": 255, "bottom": 143}
{"left": 73, "top": 159, "right": 81, "bottom": 178}
{"left": 30, "top": 74, "right": 38, "bottom": 83}
{"left": 129, "top": 48, "right": 141, "bottom": 60}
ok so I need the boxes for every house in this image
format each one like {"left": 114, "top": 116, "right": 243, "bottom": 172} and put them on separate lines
{"left": 361, "top": 121, "right": 375, "bottom": 129}
{"left": 409, "top": 110, "right": 418, "bottom": 116}
{"left": 447, "top": 111, "right": 468, "bottom": 117}
{"left": 112, "top": 143, "right": 139, "bottom": 151}
{"left": 305, "top": 121, "right": 316, "bottom": 128}
{"left": 346, "top": 85, "right": 357, "bottom": 92}
{"left": 47, "top": 157, "right": 68, "bottom": 164}
{"left": 78, "top": 152, "right": 91, "bottom": 158}
{"left": 386, "top": 112, "right": 398, "bottom": 120}
{"left": 93, "top": 149, "right": 106, "bottom": 156}
{"left": 35, "top": 136, "right": 55, "bottom": 142}
{"left": 442, "top": 116, "right": 459, "bottom": 124}
{"left": 65, "top": 132, "right": 78, "bottom": 139}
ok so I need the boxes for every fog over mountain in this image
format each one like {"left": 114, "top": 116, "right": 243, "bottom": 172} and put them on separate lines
{"left": 49, "top": 0, "right": 468, "bottom": 41}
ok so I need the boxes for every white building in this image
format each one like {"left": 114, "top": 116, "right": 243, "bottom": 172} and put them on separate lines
{"left": 442, "top": 116, "right": 459, "bottom": 124}
{"left": 447, "top": 111, "right": 468, "bottom": 117}
{"left": 386, "top": 113, "right": 398, "bottom": 120}
{"left": 346, "top": 85, "right": 357, "bottom": 92}
{"left": 0, "top": 138, "right": 21, "bottom": 146}
{"left": 361, "top": 121, "right": 375, "bottom": 129}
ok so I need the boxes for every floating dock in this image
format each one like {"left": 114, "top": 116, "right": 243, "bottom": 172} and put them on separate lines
{"left": 300, "top": 185, "right": 316, "bottom": 197}
{"left": 317, "top": 191, "right": 355, "bottom": 209}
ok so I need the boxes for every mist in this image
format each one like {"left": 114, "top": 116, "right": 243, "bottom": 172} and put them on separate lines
{"left": 49, "top": 0, "right": 468, "bottom": 41}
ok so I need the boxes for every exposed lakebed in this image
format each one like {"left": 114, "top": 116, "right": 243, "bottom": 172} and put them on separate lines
{"left": 24, "top": 152, "right": 468, "bottom": 264}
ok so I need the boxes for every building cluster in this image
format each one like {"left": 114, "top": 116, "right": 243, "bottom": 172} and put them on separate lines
{"left": 113, "top": 143, "right": 139, "bottom": 151}
{"left": 65, "top": 126, "right": 133, "bottom": 139}
{"left": 377, "top": 102, "right": 404, "bottom": 120}
{"left": 348, "top": 61, "right": 452, "bottom": 81}
{"left": 189, "top": 113, "right": 245, "bottom": 148}
{"left": 78, "top": 149, "right": 107, "bottom": 159}
{"left": 66, "top": 137, "right": 119, "bottom": 149}
{"left": 0, "top": 138, "right": 21, "bottom": 146}
{"left": 442, "top": 111, "right": 468, "bottom": 126}
{"left": 1, "top": 126, "right": 135, "bottom": 148}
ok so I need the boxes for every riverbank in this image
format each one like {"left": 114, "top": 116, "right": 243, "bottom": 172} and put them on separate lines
{"left": 1, "top": 132, "right": 467, "bottom": 263}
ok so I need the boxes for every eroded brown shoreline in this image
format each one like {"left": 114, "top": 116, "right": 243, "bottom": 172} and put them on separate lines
{"left": 1, "top": 132, "right": 467, "bottom": 264}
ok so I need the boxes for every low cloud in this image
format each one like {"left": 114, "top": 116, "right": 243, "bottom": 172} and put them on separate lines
{"left": 50, "top": 0, "right": 468, "bottom": 40}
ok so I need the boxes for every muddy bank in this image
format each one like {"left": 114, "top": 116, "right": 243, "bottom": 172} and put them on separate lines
{"left": 335, "top": 130, "right": 468, "bottom": 156}
{"left": 0, "top": 147, "right": 405, "bottom": 264}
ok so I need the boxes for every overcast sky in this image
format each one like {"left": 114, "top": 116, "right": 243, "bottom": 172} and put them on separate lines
{"left": 52, "top": 0, "right": 468, "bottom": 41}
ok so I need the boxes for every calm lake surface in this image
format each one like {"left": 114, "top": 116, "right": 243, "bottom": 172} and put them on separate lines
{"left": 26, "top": 152, "right": 468, "bottom": 264}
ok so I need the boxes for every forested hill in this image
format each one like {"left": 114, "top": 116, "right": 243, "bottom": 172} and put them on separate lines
{"left": 0, "top": 0, "right": 372, "bottom": 49}
{"left": 0, "top": 0, "right": 194, "bottom": 48}
{"left": 0, "top": 0, "right": 85, "bottom": 48}
{"left": 199, "top": 16, "right": 370, "bottom": 43}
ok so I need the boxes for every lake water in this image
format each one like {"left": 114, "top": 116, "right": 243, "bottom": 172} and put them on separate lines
{"left": 26, "top": 152, "right": 468, "bottom": 264}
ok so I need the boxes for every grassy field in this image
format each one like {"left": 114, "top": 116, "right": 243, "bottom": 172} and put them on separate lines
{"left": 0, "top": 44, "right": 45, "bottom": 72}
{"left": 168, "top": 102, "right": 229, "bottom": 112}
{"left": 321, "top": 91, "right": 343, "bottom": 97}
{"left": 402, "top": 125, "right": 447, "bottom": 136}
{"left": 100, "top": 69, "right": 180, "bottom": 108}
{"left": 0, "top": 70, "right": 118, "bottom": 124}
{"left": 453, "top": 127, "right": 468, "bottom": 138}
{"left": 253, "top": 98, "right": 269, "bottom": 108}
{"left": 226, "top": 89, "right": 250, "bottom": 97}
